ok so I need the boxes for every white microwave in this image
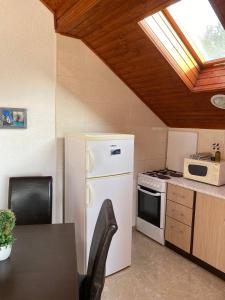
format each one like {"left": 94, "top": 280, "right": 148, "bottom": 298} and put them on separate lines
{"left": 184, "top": 158, "right": 225, "bottom": 186}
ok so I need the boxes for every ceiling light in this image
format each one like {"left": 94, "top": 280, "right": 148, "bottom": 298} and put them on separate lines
{"left": 211, "top": 94, "right": 225, "bottom": 109}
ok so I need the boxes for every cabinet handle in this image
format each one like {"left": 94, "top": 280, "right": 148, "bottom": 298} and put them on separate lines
{"left": 172, "top": 191, "right": 185, "bottom": 199}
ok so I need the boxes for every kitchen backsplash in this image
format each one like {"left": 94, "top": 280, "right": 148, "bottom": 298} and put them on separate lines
{"left": 169, "top": 128, "right": 225, "bottom": 160}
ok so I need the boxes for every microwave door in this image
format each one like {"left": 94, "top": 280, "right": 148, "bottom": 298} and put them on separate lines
{"left": 188, "top": 164, "right": 208, "bottom": 176}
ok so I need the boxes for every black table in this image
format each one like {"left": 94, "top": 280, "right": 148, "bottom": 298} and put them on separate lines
{"left": 0, "top": 224, "right": 79, "bottom": 300}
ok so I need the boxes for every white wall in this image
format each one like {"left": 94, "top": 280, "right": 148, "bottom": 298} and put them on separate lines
{"left": 0, "top": 1, "right": 57, "bottom": 220}
{"left": 56, "top": 35, "right": 168, "bottom": 225}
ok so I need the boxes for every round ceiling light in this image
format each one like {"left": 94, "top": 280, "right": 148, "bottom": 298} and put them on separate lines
{"left": 211, "top": 94, "right": 225, "bottom": 109}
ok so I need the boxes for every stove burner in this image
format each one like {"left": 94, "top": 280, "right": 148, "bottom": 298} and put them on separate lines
{"left": 143, "top": 169, "right": 183, "bottom": 179}
{"left": 168, "top": 172, "right": 183, "bottom": 178}
{"left": 157, "top": 175, "right": 171, "bottom": 179}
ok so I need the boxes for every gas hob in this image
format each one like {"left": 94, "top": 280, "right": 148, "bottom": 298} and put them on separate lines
{"left": 144, "top": 169, "right": 183, "bottom": 180}
{"left": 138, "top": 169, "right": 183, "bottom": 193}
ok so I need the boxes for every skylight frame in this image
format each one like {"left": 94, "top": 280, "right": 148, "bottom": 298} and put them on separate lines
{"left": 162, "top": 9, "right": 204, "bottom": 67}
{"left": 140, "top": 4, "right": 225, "bottom": 93}
{"left": 162, "top": 2, "right": 225, "bottom": 68}
{"left": 140, "top": 13, "right": 200, "bottom": 90}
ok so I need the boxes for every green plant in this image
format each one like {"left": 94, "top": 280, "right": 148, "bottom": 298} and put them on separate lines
{"left": 0, "top": 209, "right": 16, "bottom": 249}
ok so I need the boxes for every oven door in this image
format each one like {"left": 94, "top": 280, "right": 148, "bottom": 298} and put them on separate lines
{"left": 138, "top": 185, "right": 161, "bottom": 228}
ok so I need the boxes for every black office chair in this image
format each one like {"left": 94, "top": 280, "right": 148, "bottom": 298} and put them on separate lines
{"left": 79, "top": 199, "right": 118, "bottom": 300}
{"left": 8, "top": 176, "right": 52, "bottom": 225}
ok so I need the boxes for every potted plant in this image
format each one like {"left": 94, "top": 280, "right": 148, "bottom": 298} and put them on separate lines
{"left": 0, "top": 209, "right": 16, "bottom": 261}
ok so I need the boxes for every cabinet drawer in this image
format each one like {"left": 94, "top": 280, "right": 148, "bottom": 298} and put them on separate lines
{"left": 166, "top": 200, "right": 193, "bottom": 226}
{"left": 165, "top": 216, "right": 191, "bottom": 253}
{"left": 167, "top": 184, "right": 194, "bottom": 208}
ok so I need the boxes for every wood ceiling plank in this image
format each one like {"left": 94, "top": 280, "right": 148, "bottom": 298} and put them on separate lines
{"left": 196, "top": 77, "right": 225, "bottom": 86}
{"left": 55, "top": 0, "right": 79, "bottom": 18}
{"left": 201, "top": 65, "right": 225, "bottom": 76}
{"left": 56, "top": 0, "right": 103, "bottom": 33}
{"left": 41, "top": 0, "right": 225, "bottom": 129}
{"left": 70, "top": 0, "right": 180, "bottom": 38}
{"left": 193, "top": 83, "right": 225, "bottom": 92}
{"left": 209, "top": 0, "right": 225, "bottom": 29}
{"left": 40, "top": 0, "right": 63, "bottom": 12}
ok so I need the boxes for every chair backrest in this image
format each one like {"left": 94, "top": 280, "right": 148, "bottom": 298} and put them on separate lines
{"left": 8, "top": 176, "right": 52, "bottom": 225}
{"left": 82, "top": 199, "right": 118, "bottom": 300}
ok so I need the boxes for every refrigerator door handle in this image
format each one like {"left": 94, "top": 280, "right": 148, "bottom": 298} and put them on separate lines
{"left": 86, "top": 149, "right": 95, "bottom": 173}
{"left": 86, "top": 184, "right": 93, "bottom": 207}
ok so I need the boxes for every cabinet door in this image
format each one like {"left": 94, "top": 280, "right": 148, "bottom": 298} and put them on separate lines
{"left": 193, "top": 193, "right": 225, "bottom": 273}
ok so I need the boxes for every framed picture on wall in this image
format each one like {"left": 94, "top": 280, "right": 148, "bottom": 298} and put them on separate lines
{"left": 0, "top": 108, "right": 27, "bottom": 129}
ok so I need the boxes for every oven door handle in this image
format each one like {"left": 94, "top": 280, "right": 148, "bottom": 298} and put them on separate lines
{"left": 138, "top": 186, "right": 161, "bottom": 197}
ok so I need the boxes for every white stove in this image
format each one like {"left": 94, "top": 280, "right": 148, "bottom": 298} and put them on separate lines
{"left": 137, "top": 169, "right": 183, "bottom": 245}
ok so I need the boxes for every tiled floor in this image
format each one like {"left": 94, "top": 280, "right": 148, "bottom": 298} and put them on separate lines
{"left": 102, "top": 230, "right": 225, "bottom": 300}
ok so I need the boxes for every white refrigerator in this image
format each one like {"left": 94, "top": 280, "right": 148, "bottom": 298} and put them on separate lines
{"left": 65, "top": 133, "right": 134, "bottom": 276}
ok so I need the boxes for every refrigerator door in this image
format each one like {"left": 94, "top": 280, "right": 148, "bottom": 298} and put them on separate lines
{"left": 86, "top": 174, "right": 133, "bottom": 276}
{"left": 86, "top": 139, "right": 134, "bottom": 178}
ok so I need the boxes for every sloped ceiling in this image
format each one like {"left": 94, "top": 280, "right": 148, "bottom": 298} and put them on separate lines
{"left": 41, "top": 0, "right": 225, "bottom": 129}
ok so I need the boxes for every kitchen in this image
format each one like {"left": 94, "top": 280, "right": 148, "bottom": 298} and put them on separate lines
{"left": 137, "top": 130, "right": 225, "bottom": 278}
{"left": 62, "top": 129, "right": 225, "bottom": 299}
{"left": 99, "top": 129, "right": 225, "bottom": 299}
{"left": 1, "top": 0, "right": 225, "bottom": 299}
{"left": 66, "top": 128, "right": 225, "bottom": 299}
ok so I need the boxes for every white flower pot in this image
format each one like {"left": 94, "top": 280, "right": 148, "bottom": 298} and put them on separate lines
{"left": 0, "top": 244, "right": 12, "bottom": 261}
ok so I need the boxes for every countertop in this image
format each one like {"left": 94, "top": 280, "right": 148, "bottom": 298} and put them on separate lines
{"left": 168, "top": 177, "right": 225, "bottom": 200}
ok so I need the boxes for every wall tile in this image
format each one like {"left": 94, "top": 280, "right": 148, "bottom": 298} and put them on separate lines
{"left": 198, "top": 129, "right": 225, "bottom": 159}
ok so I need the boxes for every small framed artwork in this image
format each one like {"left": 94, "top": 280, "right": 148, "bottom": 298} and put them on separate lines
{"left": 0, "top": 108, "right": 27, "bottom": 129}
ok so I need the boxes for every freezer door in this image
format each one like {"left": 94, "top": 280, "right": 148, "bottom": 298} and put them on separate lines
{"left": 86, "top": 174, "right": 133, "bottom": 276}
{"left": 86, "top": 139, "right": 134, "bottom": 178}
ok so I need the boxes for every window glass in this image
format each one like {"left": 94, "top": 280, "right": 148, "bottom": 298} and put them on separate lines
{"left": 167, "top": 0, "right": 225, "bottom": 62}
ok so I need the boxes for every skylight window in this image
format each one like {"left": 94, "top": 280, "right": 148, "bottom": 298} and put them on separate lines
{"left": 140, "top": 0, "right": 225, "bottom": 92}
{"left": 167, "top": 0, "right": 225, "bottom": 62}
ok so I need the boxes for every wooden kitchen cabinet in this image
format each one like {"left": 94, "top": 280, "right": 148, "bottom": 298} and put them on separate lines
{"left": 165, "top": 184, "right": 194, "bottom": 253}
{"left": 193, "top": 192, "right": 225, "bottom": 273}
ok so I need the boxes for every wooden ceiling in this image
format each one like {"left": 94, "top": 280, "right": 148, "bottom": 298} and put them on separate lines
{"left": 41, "top": 0, "right": 225, "bottom": 129}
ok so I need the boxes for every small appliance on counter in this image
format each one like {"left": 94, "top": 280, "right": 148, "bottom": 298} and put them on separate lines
{"left": 190, "top": 152, "right": 212, "bottom": 160}
{"left": 184, "top": 158, "right": 225, "bottom": 186}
